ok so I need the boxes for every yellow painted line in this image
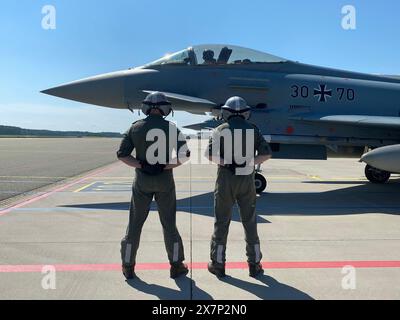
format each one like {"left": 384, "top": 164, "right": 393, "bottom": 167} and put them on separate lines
{"left": 73, "top": 182, "right": 97, "bottom": 193}
{"left": 329, "top": 177, "right": 367, "bottom": 180}
{"left": 0, "top": 176, "right": 68, "bottom": 179}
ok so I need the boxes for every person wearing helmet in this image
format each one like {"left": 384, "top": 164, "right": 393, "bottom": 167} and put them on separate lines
{"left": 205, "top": 96, "right": 272, "bottom": 278}
{"left": 117, "top": 92, "right": 190, "bottom": 280}
{"left": 203, "top": 49, "right": 217, "bottom": 64}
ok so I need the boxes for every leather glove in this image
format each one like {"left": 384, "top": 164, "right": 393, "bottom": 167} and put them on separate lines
{"left": 140, "top": 161, "right": 166, "bottom": 176}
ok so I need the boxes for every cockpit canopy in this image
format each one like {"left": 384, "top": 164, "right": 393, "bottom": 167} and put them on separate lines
{"left": 143, "top": 44, "right": 287, "bottom": 67}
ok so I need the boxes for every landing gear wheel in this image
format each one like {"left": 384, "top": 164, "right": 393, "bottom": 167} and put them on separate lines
{"left": 365, "top": 165, "right": 391, "bottom": 184}
{"left": 255, "top": 173, "right": 267, "bottom": 194}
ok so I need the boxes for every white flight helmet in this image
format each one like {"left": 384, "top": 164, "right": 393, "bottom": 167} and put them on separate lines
{"left": 141, "top": 92, "right": 172, "bottom": 116}
{"left": 221, "top": 96, "right": 251, "bottom": 121}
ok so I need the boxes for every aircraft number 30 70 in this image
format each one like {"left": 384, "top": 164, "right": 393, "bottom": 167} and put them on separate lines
{"left": 291, "top": 84, "right": 355, "bottom": 102}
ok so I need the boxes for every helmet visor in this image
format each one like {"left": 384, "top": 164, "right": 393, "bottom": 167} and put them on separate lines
{"left": 141, "top": 104, "right": 172, "bottom": 116}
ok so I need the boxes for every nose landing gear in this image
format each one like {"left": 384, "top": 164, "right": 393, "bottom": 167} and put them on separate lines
{"left": 365, "top": 165, "right": 391, "bottom": 184}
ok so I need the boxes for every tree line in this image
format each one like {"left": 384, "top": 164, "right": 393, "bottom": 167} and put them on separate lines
{"left": 0, "top": 125, "right": 122, "bottom": 138}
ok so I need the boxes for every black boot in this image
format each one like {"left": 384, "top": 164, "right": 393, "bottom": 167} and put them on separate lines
{"left": 208, "top": 262, "right": 226, "bottom": 278}
{"left": 122, "top": 265, "right": 136, "bottom": 280}
{"left": 249, "top": 263, "right": 264, "bottom": 278}
{"left": 170, "top": 263, "right": 189, "bottom": 279}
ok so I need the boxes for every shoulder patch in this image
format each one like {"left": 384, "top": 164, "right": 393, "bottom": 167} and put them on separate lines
{"left": 130, "top": 119, "right": 147, "bottom": 132}
{"left": 132, "top": 119, "right": 147, "bottom": 127}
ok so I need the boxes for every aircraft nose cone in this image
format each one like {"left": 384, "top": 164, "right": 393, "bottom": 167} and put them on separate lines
{"left": 41, "top": 71, "right": 127, "bottom": 108}
{"left": 360, "top": 151, "right": 376, "bottom": 164}
{"left": 361, "top": 145, "right": 400, "bottom": 173}
{"left": 361, "top": 149, "right": 385, "bottom": 169}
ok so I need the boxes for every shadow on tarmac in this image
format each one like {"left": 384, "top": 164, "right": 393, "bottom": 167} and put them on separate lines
{"left": 126, "top": 275, "right": 214, "bottom": 300}
{"left": 256, "top": 182, "right": 400, "bottom": 216}
{"left": 126, "top": 274, "right": 312, "bottom": 300}
{"left": 62, "top": 198, "right": 270, "bottom": 223}
{"left": 184, "top": 182, "right": 400, "bottom": 216}
{"left": 64, "top": 181, "right": 400, "bottom": 218}
{"left": 220, "top": 274, "right": 314, "bottom": 300}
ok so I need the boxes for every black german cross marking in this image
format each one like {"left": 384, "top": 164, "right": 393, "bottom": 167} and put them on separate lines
{"left": 313, "top": 84, "right": 332, "bottom": 102}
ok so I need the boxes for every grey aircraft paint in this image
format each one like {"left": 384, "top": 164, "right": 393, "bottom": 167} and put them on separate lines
{"left": 42, "top": 44, "right": 400, "bottom": 183}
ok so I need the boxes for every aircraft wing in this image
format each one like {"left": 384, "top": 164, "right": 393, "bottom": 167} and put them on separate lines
{"left": 291, "top": 114, "right": 400, "bottom": 129}
{"left": 184, "top": 119, "right": 223, "bottom": 131}
{"left": 142, "top": 90, "right": 217, "bottom": 115}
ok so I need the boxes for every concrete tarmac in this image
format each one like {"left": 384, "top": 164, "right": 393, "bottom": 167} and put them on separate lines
{"left": 0, "top": 138, "right": 120, "bottom": 203}
{"left": 0, "top": 139, "right": 400, "bottom": 300}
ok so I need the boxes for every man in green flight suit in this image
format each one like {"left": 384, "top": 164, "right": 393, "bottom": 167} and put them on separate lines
{"left": 206, "top": 96, "right": 272, "bottom": 278}
{"left": 117, "top": 92, "right": 190, "bottom": 280}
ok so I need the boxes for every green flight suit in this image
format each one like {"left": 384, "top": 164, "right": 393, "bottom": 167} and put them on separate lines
{"left": 208, "top": 116, "right": 271, "bottom": 265}
{"left": 117, "top": 114, "right": 188, "bottom": 266}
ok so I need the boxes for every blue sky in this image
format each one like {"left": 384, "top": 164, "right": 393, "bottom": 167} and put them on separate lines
{"left": 1, "top": 0, "right": 400, "bottom": 132}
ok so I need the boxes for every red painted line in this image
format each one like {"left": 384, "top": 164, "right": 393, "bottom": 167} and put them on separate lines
{"left": 1, "top": 261, "right": 400, "bottom": 273}
{"left": 0, "top": 163, "right": 120, "bottom": 217}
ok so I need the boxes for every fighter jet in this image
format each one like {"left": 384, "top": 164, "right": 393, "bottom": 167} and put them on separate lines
{"left": 42, "top": 44, "right": 400, "bottom": 193}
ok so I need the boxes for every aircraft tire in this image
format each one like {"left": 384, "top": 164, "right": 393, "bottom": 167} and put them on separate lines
{"left": 365, "top": 165, "right": 391, "bottom": 184}
{"left": 255, "top": 173, "right": 267, "bottom": 194}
